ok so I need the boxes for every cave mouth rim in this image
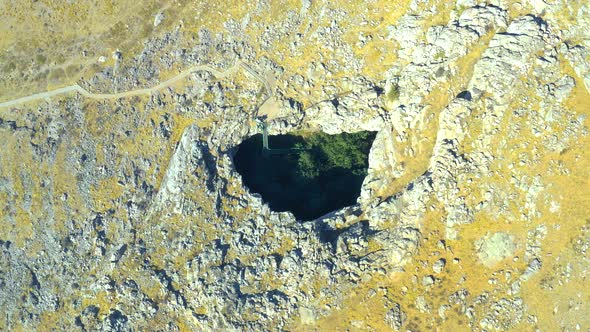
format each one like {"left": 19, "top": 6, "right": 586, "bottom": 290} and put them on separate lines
{"left": 231, "top": 128, "right": 378, "bottom": 221}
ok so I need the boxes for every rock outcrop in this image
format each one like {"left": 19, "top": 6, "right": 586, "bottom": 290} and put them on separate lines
{"left": 0, "top": 1, "right": 588, "bottom": 331}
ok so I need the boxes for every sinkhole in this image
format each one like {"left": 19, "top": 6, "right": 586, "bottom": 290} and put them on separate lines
{"left": 233, "top": 130, "right": 376, "bottom": 220}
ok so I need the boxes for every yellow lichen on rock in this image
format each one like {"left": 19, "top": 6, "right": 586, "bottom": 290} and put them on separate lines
{"left": 1, "top": 0, "right": 589, "bottom": 331}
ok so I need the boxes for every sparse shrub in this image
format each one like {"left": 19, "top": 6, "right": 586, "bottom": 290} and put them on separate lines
{"left": 387, "top": 84, "right": 400, "bottom": 102}
{"left": 35, "top": 53, "right": 46, "bottom": 65}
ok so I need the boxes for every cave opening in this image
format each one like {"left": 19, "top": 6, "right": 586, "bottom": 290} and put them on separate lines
{"left": 233, "top": 130, "right": 376, "bottom": 220}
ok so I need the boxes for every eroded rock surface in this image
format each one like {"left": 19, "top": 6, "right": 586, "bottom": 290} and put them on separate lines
{"left": 1, "top": 0, "right": 589, "bottom": 331}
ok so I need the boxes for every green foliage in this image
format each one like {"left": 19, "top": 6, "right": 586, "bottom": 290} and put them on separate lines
{"left": 386, "top": 84, "right": 400, "bottom": 102}
{"left": 296, "top": 131, "right": 374, "bottom": 180}
{"left": 296, "top": 151, "right": 320, "bottom": 179}
{"left": 65, "top": 64, "right": 81, "bottom": 78}
{"left": 3, "top": 62, "right": 16, "bottom": 72}
{"left": 35, "top": 53, "right": 47, "bottom": 65}
{"left": 48, "top": 68, "right": 66, "bottom": 83}
{"left": 434, "top": 50, "right": 446, "bottom": 60}
{"left": 234, "top": 131, "right": 375, "bottom": 220}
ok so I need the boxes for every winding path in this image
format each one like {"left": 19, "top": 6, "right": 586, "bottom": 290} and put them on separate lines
{"left": 0, "top": 61, "right": 272, "bottom": 109}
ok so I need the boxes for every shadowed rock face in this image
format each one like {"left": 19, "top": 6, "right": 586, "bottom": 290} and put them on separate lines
{"left": 233, "top": 131, "right": 376, "bottom": 220}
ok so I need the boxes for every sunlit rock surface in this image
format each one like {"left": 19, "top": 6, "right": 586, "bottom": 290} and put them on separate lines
{"left": 1, "top": 0, "right": 589, "bottom": 330}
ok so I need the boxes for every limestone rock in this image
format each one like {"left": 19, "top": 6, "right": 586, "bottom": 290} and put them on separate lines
{"left": 475, "top": 233, "right": 516, "bottom": 267}
{"left": 433, "top": 258, "right": 446, "bottom": 273}
{"left": 385, "top": 303, "right": 406, "bottom": 331}
{"left": 0, "top": 1, "right": 588, "bottom": 331}
{"left": 469, "top": 16, "right": 550, "bottom": 103}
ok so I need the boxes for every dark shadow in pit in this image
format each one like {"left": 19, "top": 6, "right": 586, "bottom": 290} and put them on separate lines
{"left": 233, "top": 131, "right": 376, "bottom": 220}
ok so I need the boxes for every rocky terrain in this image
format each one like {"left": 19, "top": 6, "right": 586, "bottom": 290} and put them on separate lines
{"left": 1, "top": 0, "right": 589, "bottom": 331}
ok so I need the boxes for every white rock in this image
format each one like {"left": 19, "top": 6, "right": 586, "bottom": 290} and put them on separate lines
{"left": 527, "top": 0, "right": 548, "bottom": 13}
{"left": 469, "top": 16, "right": 548, "bottom": 104}
{"left": 422, "top": 275, "right": 435, "bottom": 286}
{"left": 154, "top": 12, "right": 165, "bottom": 27}
{"left": 415, "top": 295, "right": 431, "bottom": 313}
{"left": 433, "top": 259, "right": 446, "bottom": 273}
{"left": 475, "top": 232, "right": 516, "bottom": 267}
{"left": 456, "top": 0, "right": 476, "bottom": 7}
{"left": 385, "top": 303, "right": 406, "bottom": 330}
